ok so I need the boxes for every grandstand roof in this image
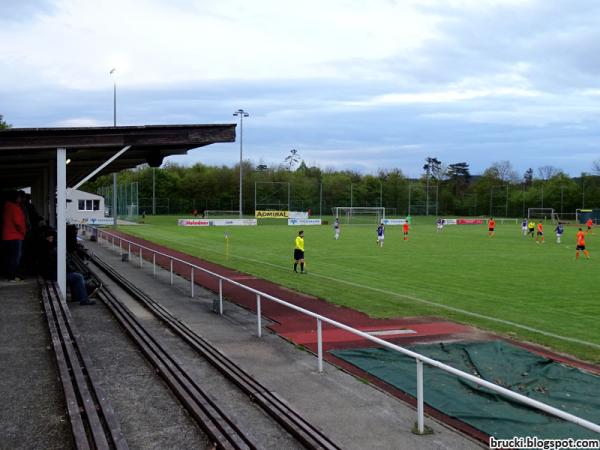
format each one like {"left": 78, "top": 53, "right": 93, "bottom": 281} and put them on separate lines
{"left": 0, "top": 124, "right": 236, "bottom": 188}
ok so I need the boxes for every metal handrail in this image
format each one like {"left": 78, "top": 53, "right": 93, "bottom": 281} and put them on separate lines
{"left": 84, "top": 225, "right": 600, "bottom": 435}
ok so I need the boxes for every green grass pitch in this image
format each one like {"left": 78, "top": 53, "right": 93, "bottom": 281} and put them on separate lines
{"left": 118, "top": 216, "right": 600, "bottom": 363}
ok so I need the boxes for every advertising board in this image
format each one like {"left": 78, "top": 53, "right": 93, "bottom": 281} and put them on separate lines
{"left": 457, "top": 219, "right": 484, "bottom": 225}
{"left": 76, "top": 217, "right": 115, "bottom": 225}
{"left": 382, "top": 219, "right": 407, "bottom": 225}
{"left": 287, "top": 218, "right": 322, "bottom": 226}
{"left": 288, "top": 211, "right": 309, "bottom": 219}
{"left": 255, "top": 210, "right": 289, "bottom": 219}
{"left": 210, "top": 219, "right": 257, "bottom": 226}
{"left": 177, "top": 219, "right": 210, "bottom": 226}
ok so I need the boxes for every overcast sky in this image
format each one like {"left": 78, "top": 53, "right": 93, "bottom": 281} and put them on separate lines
{"left": 2, "top": 0, "right": 600, "bottom": 177}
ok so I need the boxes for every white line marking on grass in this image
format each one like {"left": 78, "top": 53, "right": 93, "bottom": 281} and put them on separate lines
{"left": 223, "top": 253, "right": 600, "bottom": 350}
{"left": 132, "top": 234, "right": 600, "bottom": 350}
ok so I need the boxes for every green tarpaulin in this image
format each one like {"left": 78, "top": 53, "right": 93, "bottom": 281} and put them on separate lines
{"left": 332, "top": 341, "right": 599, "bottom": 441}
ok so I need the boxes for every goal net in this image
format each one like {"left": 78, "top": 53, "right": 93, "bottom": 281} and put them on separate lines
{"left": 527, "top": 208, "right": 558, "bottom": 223}
{"left": 332, "top": 207, "right": 386, "bottom": 224}
{"left": 204, "top": 210, "right": 240, "bottom": 218}
{"left": 255, "top": 181, "right": 290, "bottom": 212}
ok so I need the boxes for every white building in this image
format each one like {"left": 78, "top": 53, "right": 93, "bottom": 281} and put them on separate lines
{"left": 66, "top": 188, "right": 111, "bottom": 225}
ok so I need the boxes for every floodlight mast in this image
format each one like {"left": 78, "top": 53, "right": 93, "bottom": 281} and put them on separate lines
{"left": 233, "top": 109, "right": 249, "bottom": 219}
{"left": 110, "top": 68, "right": 117, "bottom": 226}
{"left": 110, "top": 68, "right": 116, "bottom": 127}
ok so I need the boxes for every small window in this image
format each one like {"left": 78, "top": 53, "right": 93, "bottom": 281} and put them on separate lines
{"left": 86, "top": 200, "right": 93, "bottom": 210}
{"left": 93, "top": 200, "right": 100, "bottom": 211}
{"left": 78, "top": 200, "right": 85, "bottom": 211}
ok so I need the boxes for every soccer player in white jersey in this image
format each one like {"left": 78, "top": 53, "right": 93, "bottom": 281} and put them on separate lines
{"left": 555, "top": 222, "right": 564, "bottom": 244}
{"left": 521, "top": 218, "right": 528, "bottom": 236}
{"left": 436, "top": 218, "right": 444, "bottom": 232}
{"left": 333, "top": 217, "right": 340, "bottom": 240}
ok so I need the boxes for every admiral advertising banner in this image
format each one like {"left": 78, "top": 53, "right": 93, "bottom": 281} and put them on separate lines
{"left": 255, "top": 210, "right": 289, "bottom": 219}
{"left": 288, "top": 218, "right": 322, "bottom": 226}
{"left": 444, "top": 219, "right": 458, "bottom": 225}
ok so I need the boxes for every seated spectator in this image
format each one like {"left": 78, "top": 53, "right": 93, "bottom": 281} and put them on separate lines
{"left": 39, "top": 227, "right": 97, "bottom": 305}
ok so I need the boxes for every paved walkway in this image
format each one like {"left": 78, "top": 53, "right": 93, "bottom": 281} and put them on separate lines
{"left": 0, "top": 279, "right": 72, "bottom": 449}
{"left": 86, "top": 234, "right": 484, "bottom": 449}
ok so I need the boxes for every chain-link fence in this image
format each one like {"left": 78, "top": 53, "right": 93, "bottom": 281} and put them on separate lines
{"left": 99, "top": 175, "right": 600, "bottom": 220}
{"left": 97, "top": 182, "right": 138, "bottom": 220}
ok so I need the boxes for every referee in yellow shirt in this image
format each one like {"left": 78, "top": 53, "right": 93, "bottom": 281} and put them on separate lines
{"left": 293, "top": 230, "right": 306, "bottom": 274}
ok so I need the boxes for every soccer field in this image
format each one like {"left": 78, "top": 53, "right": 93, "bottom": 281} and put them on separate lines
{"left": 118, "top": 216, "right": 600, "bottom": 363}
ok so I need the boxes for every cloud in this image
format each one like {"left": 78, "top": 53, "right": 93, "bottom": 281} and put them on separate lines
{"left": 55, "top": 117, "right": 106, "bottom": 127}
{"left": 2, "top": 0, "right": 600, "bottom": 178}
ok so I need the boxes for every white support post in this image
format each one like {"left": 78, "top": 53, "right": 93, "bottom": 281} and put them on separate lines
{"left": 170, "top": 259, "right": 173, "bottom": 285}
{"left": 128, "top": 242, "right": 131, "bottom": 259}
{"left": 416, "top": 359, "right": 425, "bottom": 434}
{"left": 139, "top": 247, "right": 143, "bottom": 267}
{"left": 317, "top": 319, "right": 323, "bottom": 373}
{"left": 152, "top": 253, "right": 156, "bottom": 276}
{"left": 256, "top": 294, "right": 262, "bottom": 337}
{"left": 56, "top": 148, "right": 67, "bottom": 300}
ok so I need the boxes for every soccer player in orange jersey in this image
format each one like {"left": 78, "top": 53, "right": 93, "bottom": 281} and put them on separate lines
{"left": 402, "top": 221, "right": 409, "bottom": 241}
{"left": 576, "top": 228, "right": 590, "bottom": 259}
{"left": 488, "top": 218, "right": 496, "bottom": 237}
{"left": 586, "top": 218, "right": 594, "bottom": 233}
{"left": 535, "top": 221, "right": 545, "bottom": 243}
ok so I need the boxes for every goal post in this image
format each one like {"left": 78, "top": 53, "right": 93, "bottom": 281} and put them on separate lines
{"left": 332, "top": 207, "right": 386, "bottom": 224}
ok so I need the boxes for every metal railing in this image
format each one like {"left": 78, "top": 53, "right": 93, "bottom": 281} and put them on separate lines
{"left": 83, "top": 225, "right": 600, "bottom": 436}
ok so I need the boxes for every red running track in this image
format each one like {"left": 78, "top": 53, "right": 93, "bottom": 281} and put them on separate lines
{"left": 102, "top": 231, "right": 600, "bottom": 445}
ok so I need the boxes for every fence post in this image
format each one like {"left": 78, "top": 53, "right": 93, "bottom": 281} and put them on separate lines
{"left": 139, "top": 247, "right": 143, "bottom": 267}
{"left": 190, "top": 267, "right": 194, "bottom": 298}
{"left": 219, "top": 279, "right": 223, "bottom": 314}
{"left": 317, "top": 318, "right": 323, "bottom": 373}
{"left": 256, "top": 294, "right": 262, "bottom": 337}
{"left": 112, "top": 236, "right": 115, "bottom": 250}
{"left": 119, "top": 238, "right": 122, "bottom": 256}
{"left": 128, "top": 242, "right": 131, "bottom": 259}
{"left": 152, "top": 252, "right": 156, "bottom": 276}
{"left": 170, "top": 259, "right": 173, "bottom": 285}
{"left": 416, "top": 359, "right": 425, "bottom": 434}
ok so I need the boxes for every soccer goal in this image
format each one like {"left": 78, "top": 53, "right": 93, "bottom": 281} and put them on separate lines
{"left": 527, "top": 208, "right": 558, "bottom": 223}
{"left": 332, "top": 207, "right": 386, "bottom": 224}
{"left": 204, "top": 210, "right": 240, "bottom": 218}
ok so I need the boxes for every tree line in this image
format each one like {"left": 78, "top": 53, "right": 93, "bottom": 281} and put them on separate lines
{"left": 85, "top": 157, "right": 600, "bottom": 218}
{"left": 1, "top": 114, "right": 597, "bottom": 217}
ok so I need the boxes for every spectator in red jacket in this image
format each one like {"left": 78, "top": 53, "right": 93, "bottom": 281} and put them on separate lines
{"left": 2, "top": 191, "right": 27, "bottom": 281}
